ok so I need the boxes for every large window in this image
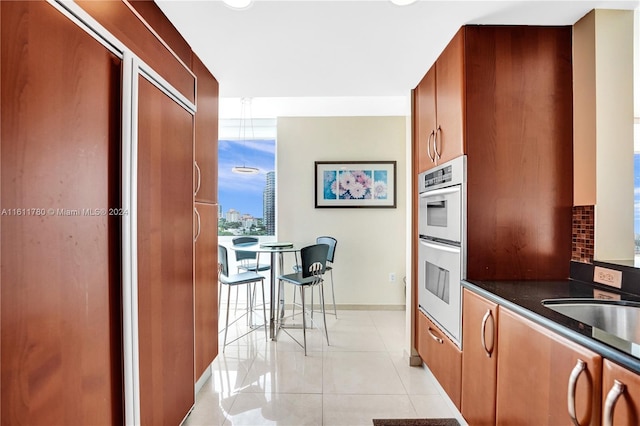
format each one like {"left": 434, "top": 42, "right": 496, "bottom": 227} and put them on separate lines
{"left": 218, "top": 118, "right": 276, "bottom": 236}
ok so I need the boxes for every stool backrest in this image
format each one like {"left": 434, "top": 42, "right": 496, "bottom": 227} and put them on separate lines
{"left": 218, "top": 244, "right": 230, "bottom": 277}
{"left": 300, "top": 243, "right": 329, "bottom": 279}
{"left": 232, "top": 236, "right": 258, "bottom": 262}
{"left": 316, "top": 236, "right": 337, "bottom": 263}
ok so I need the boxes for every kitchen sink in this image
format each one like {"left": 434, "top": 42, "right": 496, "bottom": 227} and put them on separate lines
{"left": 541, "top": 298, "right": 640, "bottom": 345}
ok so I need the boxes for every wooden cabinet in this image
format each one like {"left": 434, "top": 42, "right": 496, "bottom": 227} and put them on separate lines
{"left": 192, "top": 53, "right": 219, "bottom": 380}
{"left": 496, "top": 308, "right": 602, "bottom": 426}
{"left": 461, "top": 289, "right": 498, "bottom": 426}
{"left": 2, "top": 1, "right": 220, "bottom": 424}
{"left": 1, "top": 2, "right": 123, "bottom": 424}
{"left": 137, "top": 75, "right": 195, "bottom": 425}
{"left": 464, "top": 26, "right": 573, "bottom": 280}
{"left": 414, "top": 67, "right": 436, "bottom": 173}
{"left": 413, "top": 25, "right": 573, "bottom": 281}
{"left": 192, "top": 54, "right": 219, "bottom": 204}
{"left": 417, "top": 311, "right": 462, "bottom": 409}
{"left": 194, "top": 203, "right": 219, "bottom": 379}
{"left": 413, "top": 29, "right": 465, "bottom": 172}
{"left": 602, "top": 359, "right": 640, "bottom": 425}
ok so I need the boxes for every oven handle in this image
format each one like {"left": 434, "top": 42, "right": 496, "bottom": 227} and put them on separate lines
{"left": 419, "top": 239, "right": 460, "bottom": 254}
{"left": 419, "top": 186, "right": 460, "bottom": 199}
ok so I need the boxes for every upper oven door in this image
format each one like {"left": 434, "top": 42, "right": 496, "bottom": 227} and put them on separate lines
{"left": 418, "top": 185, "right": 461, "bottom": 244}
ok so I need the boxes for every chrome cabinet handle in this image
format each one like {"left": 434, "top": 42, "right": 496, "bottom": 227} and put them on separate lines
{"left": 603, "top": 380, "right": 626, "bottom": 426}
{"left": 427, "top": 327, "right": 444, "bottom": 344}
{"left": 194, "top": 161, "right": 201, "bottom": 196}
{"left": 426, "top": 130, "right": 435, "bottom": 162}
{"left": 434, "top": 125, "right": 442, "bottom": 162}
{"left": 194, "top": 207, "right": 201, "bottom": 242}
{"left": 567, "top": 359, "right": 586, "bottom": 426}
{"left": 480, "top": 309, "right": 494, "bottom": 357}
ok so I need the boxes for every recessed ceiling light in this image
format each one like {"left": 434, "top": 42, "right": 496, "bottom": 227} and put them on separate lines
{"left": 223, "top": 0, "right": 253, "bottom": 10}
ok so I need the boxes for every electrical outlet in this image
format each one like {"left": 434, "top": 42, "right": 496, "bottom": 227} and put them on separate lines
{"left": 389, "top": 272, "right": 396, "bottom": 283}
{"left": 593, "top": 266, "right": 622, "bottom": 289}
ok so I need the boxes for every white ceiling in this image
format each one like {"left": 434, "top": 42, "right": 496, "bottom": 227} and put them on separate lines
{"left": 156, "top": 0, "right": 638, "bottom": 112}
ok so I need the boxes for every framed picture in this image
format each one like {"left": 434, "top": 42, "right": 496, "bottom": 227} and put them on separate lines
{"left": 315, "top": 161, "right": 397, "bottom": 208}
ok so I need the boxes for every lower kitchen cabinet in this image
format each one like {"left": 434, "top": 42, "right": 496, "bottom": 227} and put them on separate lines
{"left": 461, "top": 289, "right": 498, "bottom": 425}
{"left": 496, "top": 307, "right": 602, "bottom": 425}
{"left": 602, "top": 359, "right": 640, "bottom": 425}
{"left": 417, "top": 310, "right": 462, "bottom": 408}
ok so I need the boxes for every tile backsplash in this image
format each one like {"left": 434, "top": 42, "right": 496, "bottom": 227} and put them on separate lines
{"left": 572, "top": 205, "right": 594, "bottom": 263}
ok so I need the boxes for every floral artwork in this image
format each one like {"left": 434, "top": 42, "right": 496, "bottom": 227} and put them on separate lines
{"left": 315, "top": 161, "right": 396, "bottom": 208}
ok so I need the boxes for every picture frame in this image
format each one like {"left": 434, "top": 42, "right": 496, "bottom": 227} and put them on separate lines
{"left": 314, "top": 161, "right": 397, "bottom": 208}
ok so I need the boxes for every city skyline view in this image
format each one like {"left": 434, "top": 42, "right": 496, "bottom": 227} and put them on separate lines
{"left": 218, "top": 138, "right": 276, "bottom": 218}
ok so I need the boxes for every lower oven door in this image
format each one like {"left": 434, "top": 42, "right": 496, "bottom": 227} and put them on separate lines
{"left": 418, "top": 238, "right": 461, "bottom": 345}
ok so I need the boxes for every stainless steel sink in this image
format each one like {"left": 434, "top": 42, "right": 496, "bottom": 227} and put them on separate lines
{"left": 541, "top": 298, "right": 640, "bottom": 345}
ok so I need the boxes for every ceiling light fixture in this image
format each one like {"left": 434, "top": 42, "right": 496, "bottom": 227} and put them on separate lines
{"left": 389, "top": 0, "right": 418, "bottom": 5}
{"left": 232, "top": 97, "right": 260, "bottom": 175}
{"left": 222, "top": 0, "right": 254, "bottom": 10}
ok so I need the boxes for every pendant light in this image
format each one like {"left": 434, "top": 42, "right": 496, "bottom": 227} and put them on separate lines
{"left": 232, "top": 97, "right": 260, "bottom": 175}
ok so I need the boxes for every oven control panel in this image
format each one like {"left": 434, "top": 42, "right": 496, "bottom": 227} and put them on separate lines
{"left": 419, "top": 155, "right": 466, "bottom": 193}
{"left": 423, "top": 165, "right": 453, "bottom": 188}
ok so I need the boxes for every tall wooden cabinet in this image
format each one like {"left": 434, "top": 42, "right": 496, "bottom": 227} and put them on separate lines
{"left": 464, "top": 26, "right": 573, "bottom": 281}
{"left": 192, "top": 53, "right": 220, "bottom": 381}
{"left": 1, "top": 2, "right": 124, "bottom": 424}
{"left": 1, "top": 1, "right": 220, "bottom": 424}
{"left": 136, "top": 76, "right": 196, "bottom": 425}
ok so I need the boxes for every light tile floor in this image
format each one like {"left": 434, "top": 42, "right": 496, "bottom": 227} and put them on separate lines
{"left": 184, "top": 307, "right": 468, "bottom": 426}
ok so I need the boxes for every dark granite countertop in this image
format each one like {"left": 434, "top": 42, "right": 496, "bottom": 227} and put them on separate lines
{"left": 462, "top": 279, "right": 640, "bottom": 374}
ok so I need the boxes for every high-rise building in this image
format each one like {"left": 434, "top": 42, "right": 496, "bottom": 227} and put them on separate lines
{"left": 263, "top": 171, "right": 275, "bottom": 235}
{"left": 226, "top": 208, "right": 241, "bottom": 223}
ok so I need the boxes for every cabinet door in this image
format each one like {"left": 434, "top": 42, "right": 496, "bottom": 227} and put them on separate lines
{"left": 414, "top": 66, "right": 437, "bottom": 173}
{"left": 137, "top": 75, "right": 195, "bottom": 425}
{"left": 194, "top": 202, "right": 218, "bottom": 379}
{"left": 434, "top": 28, "right": 465, "bottom": 165}
{"left": 496, "top": 308, "right": 602, "bottom": 425}
{"left": 417, "top": 311, "right": 462, "bottom": 409}
{"left": 192, "top": 54, "right": 219, "bottom": 204}
{"left": 602, "top": 359, "right": 640, "bottom": 425}
{"left": 1, "top": 2, "right": 123, "bottom": 424}
{"left": 461, "top": 289, "right": 498, "bottom": 425}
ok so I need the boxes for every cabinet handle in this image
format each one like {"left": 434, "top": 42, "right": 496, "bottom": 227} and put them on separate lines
{"left": 603, "top": 380, "right": 626, "bottom": 426}
{"left": 194, "top": 207, "right": 201, "bottom": 242}
{"left": 427, "top": 327, "right": 444, "bottom": 344}
{"left": 567, "top": 359, "right": 586, "bottom": 426}
{"left": 426, "top": 130, "right": 435, "bottom": 162}
{"left": 433, "top": 125, "right": 442, "bottom": 162}
{"left": 480, "top": 309, "right": 494, "bottom": 357}
{"left": 194, "top": 161, "right": 202, "bottom": 196}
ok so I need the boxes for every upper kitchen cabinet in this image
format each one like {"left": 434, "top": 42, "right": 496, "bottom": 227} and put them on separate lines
{"left": 414, "top": 29, "right": 465, "bottom": 172}
{"left": 192, "top": 54, "right": 219, "bottom": 204}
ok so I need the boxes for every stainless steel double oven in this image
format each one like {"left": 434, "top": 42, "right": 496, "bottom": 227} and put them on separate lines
{"left": 417, "top": 156, "right": 466, "bottom": 347}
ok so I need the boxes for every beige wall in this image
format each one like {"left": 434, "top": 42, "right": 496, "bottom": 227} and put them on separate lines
{"left": 277, "top": 116, "right": 407, "bottom": 306}
{"left": 573, "top": 9, "right": 635, "bottom": 262}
